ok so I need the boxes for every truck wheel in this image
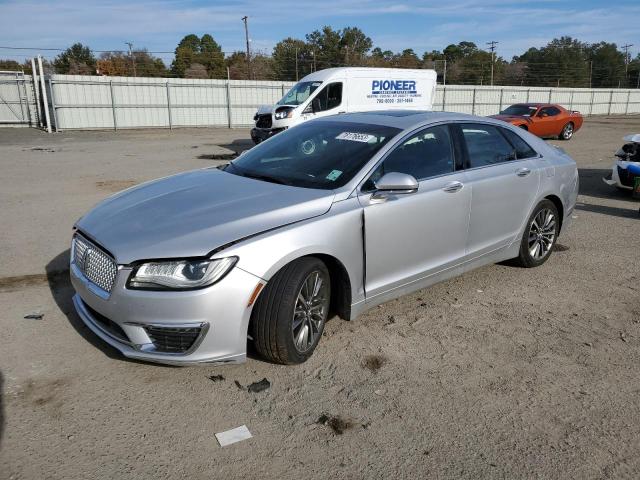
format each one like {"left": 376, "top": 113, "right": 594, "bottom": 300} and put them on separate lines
{"left": 513, "top": 200, "right": 559, "bottom": 268}
{"left": 251, "top": 257, "right": 331, "bottom": 364}
{"left": 560, "top": 122, "right": 574, "bottom": 140}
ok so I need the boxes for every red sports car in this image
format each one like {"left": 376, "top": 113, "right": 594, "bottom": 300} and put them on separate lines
{"left": 490, "top": 103, "right": 583, "bottom": 140}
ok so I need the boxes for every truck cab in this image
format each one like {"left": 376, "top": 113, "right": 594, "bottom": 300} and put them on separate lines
{"left": 251, "top": 67, "right": 437, "bottom": 144}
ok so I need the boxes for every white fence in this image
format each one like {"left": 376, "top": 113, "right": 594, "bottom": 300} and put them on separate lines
{"left": 2, "top": 73, "right": 639, "bottom": 131}
{"left": 0, "top": 72, "right": 39, "bottom": 126}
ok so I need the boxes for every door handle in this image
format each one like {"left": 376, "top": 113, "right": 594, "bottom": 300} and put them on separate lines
{"left": 516, "top": 167, "right": 531, "bottom": 177}
{"left": 443, "top": 181, "right": 464, "bottom": 193}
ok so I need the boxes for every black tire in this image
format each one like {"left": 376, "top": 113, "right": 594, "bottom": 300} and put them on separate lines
{"left": 251, "top": 257, "right": 330, "bottom": 364}
{"left": 560, "top": 122, "right": 574, "bottom": 140}
{"left": 513, "top": 199, "right": 559, "bottom": 268}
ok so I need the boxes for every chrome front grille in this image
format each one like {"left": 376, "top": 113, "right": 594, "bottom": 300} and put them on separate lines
{"left": 72, "top": 234, "right": 118, "bottom": 293}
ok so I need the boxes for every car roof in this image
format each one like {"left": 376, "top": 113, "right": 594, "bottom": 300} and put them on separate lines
{"left": 315, "top": 110, "right": 506, "bottom": 130}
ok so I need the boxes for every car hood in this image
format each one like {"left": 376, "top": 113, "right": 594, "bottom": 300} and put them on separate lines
{"left": 76, "top": 168, "right": 335, "bottom": 264}
{"left": 490, "top": 114, "right": 530, "bottom": 123}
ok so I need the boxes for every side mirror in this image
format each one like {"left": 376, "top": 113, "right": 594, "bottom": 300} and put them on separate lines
{"left": 371, "top": 172, "right": 418, "bottom": 202}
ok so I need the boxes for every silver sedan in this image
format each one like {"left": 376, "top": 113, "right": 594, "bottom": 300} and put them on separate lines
{"left": 70, "top": 111, "right": 578, "bottom": 365}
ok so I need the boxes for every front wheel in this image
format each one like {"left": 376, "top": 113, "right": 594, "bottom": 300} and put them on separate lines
{"left": 251, "top": 257, "right": 331, "bottom": 364}
{"left": 513, "top": 200, "right": 559, "bottom": 268}
{"left": 560, "top": 122, "right": 574, "bottom": 140}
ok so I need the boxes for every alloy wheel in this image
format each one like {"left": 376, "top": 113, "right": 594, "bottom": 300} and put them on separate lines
{"left": 562, "top": 124, "right": 573, "bottom": 139}
{"left": 528, "top": 208, "right": 556, "bottom": 260}
{"left": 292, "top": 270, "right": 329, "bottom": 352}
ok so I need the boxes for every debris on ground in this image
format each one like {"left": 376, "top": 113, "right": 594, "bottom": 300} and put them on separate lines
{"left": 23, "top": 313, "right": 44, "bottom": 320}
{"left": 362, "top": 354, "right": 387, "bottom": 372}
{"left": 620, "top": 332, "right": 628, "bottom": 343}
{"left": 554, "top": 244, "right": 570, "bottom": 252}
{"left": 247, "top": 378, "right": 270, "bottom": 393}
{"left": 316, "top": 414, "right": 354, "bottom": 435}
{"left": 208, "top": 375, "right": 225, "bottom": 382}
{"left": 234, "top": 380, "right": 244, "bottom": 390}
{"left": 215, "top": 425, "right": 252, "bottom": 447}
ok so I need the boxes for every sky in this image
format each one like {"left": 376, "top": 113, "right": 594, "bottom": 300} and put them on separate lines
{"left": 0, "top": 0, "right": 638, "bottom": 65}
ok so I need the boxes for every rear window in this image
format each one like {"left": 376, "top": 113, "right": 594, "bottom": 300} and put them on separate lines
{"left": 500, "top": 128, "right": 538, "bottom": 159}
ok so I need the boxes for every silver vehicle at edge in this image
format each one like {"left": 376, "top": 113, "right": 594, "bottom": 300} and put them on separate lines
{"left": 70, "top": 111, "right": 579, "bottom": 365}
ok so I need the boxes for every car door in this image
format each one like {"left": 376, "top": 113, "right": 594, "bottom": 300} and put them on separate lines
{"left": 302, "top": 82, "right": 344, "bottom": 120}
{"left": 358, "top": 124, "right": 471, "bottom": 300}
{"left": 458, "top": 123, "right": 541, "bottom": 258}
{"left": 533, "top": 106, "right": 561, "bottom": 136}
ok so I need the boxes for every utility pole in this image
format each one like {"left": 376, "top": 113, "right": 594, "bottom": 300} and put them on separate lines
{"left": 125, "top": 42, "right": 136, "bottom": 77}
{"left": 241, "top": 16, "right": 251, "bottom": 80}
{"left": 622, "top": 43, "right": 633, "bottom": 76}
{"left": 486, "top": 41, "right": 498, "bottom": 86}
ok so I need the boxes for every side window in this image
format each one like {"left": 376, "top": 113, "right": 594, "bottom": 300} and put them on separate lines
{"left": 362, "top": 125, "right": 454, "bottom": 190}
{"left": 539, "top": 106, "right": 560, "bottom": 117}
{"left": 313, "top": 82, "right": 342, "bottom": 111}
{"left": 461, "top": 123, "right": 516, "bottom": 167}
{"left": 500, "top": 128, "right": 538, "bottom": 159}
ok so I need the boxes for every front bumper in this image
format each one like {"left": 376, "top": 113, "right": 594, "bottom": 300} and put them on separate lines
{"left": 71, "top": 262, "right": 262, "bottom": 365}
{"left": 250, "top": 127, "right": 285, "bottom": 144}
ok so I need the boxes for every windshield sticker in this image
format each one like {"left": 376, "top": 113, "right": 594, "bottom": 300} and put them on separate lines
{"left": 326, "top": 170, "right": 343, "bottom": 181}
{"left": 336, "top": 132, "right": 376, "bottom": 143}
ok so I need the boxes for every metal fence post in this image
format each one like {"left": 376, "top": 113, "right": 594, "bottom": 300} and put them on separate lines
{"left": 607, "top": 89, "right": 614, "bottom": 115}
{"left": 548, "top": 88, "right": 552, "bottom": 103}
{"left": 526, "top": 88, "right": 530, "bottom": 104}
{"left": 166, "top": 81, "right": 172, "bottom": 129}
{"left": 589, "top": 90, "right": 595, "bottom": 116}
{"left": 281, "top": 84, "right": 285, "bottom": 96}
{"left": 569, "top": 90, "right": 574, "bottom": 111}
{"left": 48, "top": 78, "right": 59, "bottom": 132}
{"left": 30, "top": 58, "right": 43, "bottom": 128}
{"left": 625, "top": 90, "right": 631, "bottom": 115}
{"left": 442, "top": 86, "right": 447, "bottom": 111}
{"left": 15, "top": 73, "right": 25, "bottom": 122}
{"left": 226, "top": 81, "right": 232, "bottom": 128}
{"left": 498, "top": 88, "right": 504, "bottom": 113}
{"left": 471, "top": 88, "right": 476, "bottom": 115}
{"left": 37, "top": 56, "right": 51, "bottom": 133}
{"left": 109, "top": 80, "right": 117, "bottom": 131}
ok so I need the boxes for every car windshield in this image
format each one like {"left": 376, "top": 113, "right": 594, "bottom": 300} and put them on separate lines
{"left": 224, "top": 121, "right": 401, "bottom": 189}
{"left": 277, "top": 81, "right": 322, "bottom": 106}
{"left": 501, "top": 105, "right": 538, "bottom": 116}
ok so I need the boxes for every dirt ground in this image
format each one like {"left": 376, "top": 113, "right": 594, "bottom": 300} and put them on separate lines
{"left": 1, "top": 117, "right": 639, "bottom": 479}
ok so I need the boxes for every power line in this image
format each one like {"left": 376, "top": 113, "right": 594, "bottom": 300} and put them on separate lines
{"left": 486, "top": 41, "right": 498, "bottom": 86}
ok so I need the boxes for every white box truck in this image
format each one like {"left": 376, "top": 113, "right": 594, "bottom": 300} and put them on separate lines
{"left": 251, "top": 67, "right": 437, "bottom": 143}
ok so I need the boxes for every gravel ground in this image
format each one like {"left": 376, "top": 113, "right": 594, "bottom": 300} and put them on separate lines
{"left": 1, "top": 117, "right": 639, "bottom": 480}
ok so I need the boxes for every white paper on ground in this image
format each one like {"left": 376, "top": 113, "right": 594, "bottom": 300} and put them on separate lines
{"left": 215, "top": 425, "right": 252, "bottom": 447}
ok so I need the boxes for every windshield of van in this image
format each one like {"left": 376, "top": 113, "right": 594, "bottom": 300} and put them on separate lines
{"left": 277, "top": 81, "right": 322, "bottom": 106}
{"left": 224, "top": 121, "right": 401, "bottom": 190}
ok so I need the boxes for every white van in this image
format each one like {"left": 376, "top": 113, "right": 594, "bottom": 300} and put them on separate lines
{"left": 251, "top": 67, "right": 437, "bottom": 143}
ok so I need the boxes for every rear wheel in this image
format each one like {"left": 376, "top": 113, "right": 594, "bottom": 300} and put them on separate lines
{"left": 560, "top": 122, "right": 574, "bottom": 140}
{"left": 514, "top": 200, "right": 559, "bottom": 268}
{"left": 251, "top": 257, "right": 330, "bottom": 364}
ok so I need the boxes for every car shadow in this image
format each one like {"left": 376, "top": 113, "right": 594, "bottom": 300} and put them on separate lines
{"left": 45, "top": 250, "right": 176, "bottom": 368}
{"left": 577, "top": 168, "right": 639, "bottom": 219}
{"left": 578, "top": 167, "right": 632, "bottom": 201}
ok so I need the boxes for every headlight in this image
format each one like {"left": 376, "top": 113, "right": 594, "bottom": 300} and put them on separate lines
{"left": 128, "top": 257, "right": 238, "bottom": 290}
{"left": 274, "top": 109, "right": 293, "bottom": 120}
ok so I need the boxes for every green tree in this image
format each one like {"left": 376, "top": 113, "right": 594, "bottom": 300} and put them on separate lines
{"left": 516, "top": 37, "right": 590, "bottom": 87}
{"left": 53, "top": 43, "right": 96, "bottom": 74}
{"left": 306, "top": 26, "right": 372, "bottom": 69}
{"left": 272, "top": 38, "right": 313, "bottom": 80}
{"left": 588, "top": 42, "right": 626, "bottom": 87}
{"left": 392, "top": 48, "right": 421, "bottom": 69}
{"left": 171, "top": 34, "right": 225, "bottom": 78}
